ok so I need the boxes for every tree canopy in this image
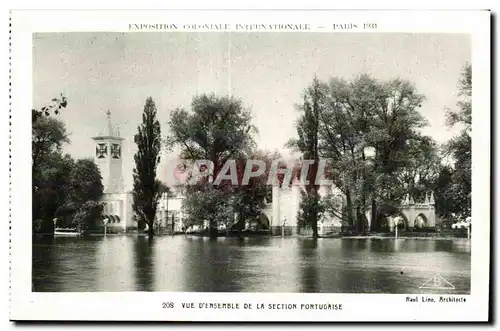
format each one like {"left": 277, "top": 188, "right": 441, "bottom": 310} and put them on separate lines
{"left": 166, "top": 94, "right": 258, "bottom": 236}
{"left": 32, "top": 97, "right": 104, "bottom": 234}
{"left": 132, "top": 97, "right": 162, "bottom": 237}
{"left": 288, "top": 74, "right": 430, "bottom": 233}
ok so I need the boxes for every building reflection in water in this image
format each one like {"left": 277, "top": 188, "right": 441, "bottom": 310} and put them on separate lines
{"left": 153, "top": 235, "right": 189, "bottom": 291}
{"left": 96, "top": 235, "right": 135, "bottom": 291}
{"left": 32, "top": 236, "right": 471, "bottom": 294}
{"left": 236, "top": 237, "right": 302, "bottom": 292}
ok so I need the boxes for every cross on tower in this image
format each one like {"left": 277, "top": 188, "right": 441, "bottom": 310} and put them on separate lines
{"left": 111, "top": 143, "right": 121, "bottom": 159}
{"left": 96, "top": 143, "right": 108, "bottom": 158}
{"left": 92, "top": 109, "right": 124, "bottom": 194}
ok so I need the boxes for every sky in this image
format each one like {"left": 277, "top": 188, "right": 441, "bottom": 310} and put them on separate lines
{"left": 33, "top": 32, "right": 470, "bottom": 190}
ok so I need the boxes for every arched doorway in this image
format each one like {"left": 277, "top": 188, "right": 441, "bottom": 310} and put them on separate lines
{"left": 392, "top": 211, "right": 409, "bottom": 230}
{"left": 376, "top": 209, "right": 409, "bottom": 232}
{"left": 414, "top": 213, "right": 429, "bottom": 229}
{"left": 230, "top": 212, "right": 270, "bottom": 232}
{"left": 256, "top": 213, "right": 270, "bottom": 230}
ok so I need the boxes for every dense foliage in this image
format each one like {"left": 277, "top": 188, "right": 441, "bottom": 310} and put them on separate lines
{"left": 32, "top": 63, "right": 472, "bottom": 237}
{"left": 132, "top": 97, "right": 162, "bottom": 237}
{"left": 289, "top": 64, "right": 472, "bottom": 233}
{"left": 167, "top": 94, "right": 262, "bottom": 236}
{"left": 32, "top": 97, "right": 104, "bottom": 233}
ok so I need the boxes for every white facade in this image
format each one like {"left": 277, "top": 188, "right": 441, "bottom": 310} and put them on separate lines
{"left": 155, "top": 193, "right": 186, "bottom": 233}
{"left": 92, "top": 111, "right": 134, "bottom": 231}
{"left": 91, "top": 111, "right": 344, "bottom": 235}
{"left": 270, "top": 177, "right": 343, "bottom": 235}
{"left": 92, "top": 111, "right": 191, "bottom": 233}
{"left": 100, "top": 192, "right": 134, "bottom": 231}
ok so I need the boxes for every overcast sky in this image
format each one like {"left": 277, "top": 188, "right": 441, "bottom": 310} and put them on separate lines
{"left": 33, "top": 32, "right": 470, "bottom": 190}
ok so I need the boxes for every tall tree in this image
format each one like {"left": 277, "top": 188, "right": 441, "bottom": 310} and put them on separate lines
{"left": 288, "top": 77, "right": 325, "bottom": 238}
{"left": 316, "top": 77, "right": 357, "bottom": 231}
{"left": 33, "top": 154, "right": 104, "bottom": 233}
{"left": 62, "top": 158, "right": 104, "bottom": 231}
{"left": 133, "top": 97, "right": 162, "bottom": 237}
{"left": 32, "top": 96, "right": 69, "bottom": 231}
{"left": 33, "top": 152, "right": 74, "bottom": 232}
{"left": 367, "top": 79, "right": 427, "bottom": 230}
{"left": 167, "top": 94, "right": 256, "bottom": 237}
{"left": 440, "top": 62, "right": 472, "bottom": 222}
{"left": 230, "top": 149, "right": 278, "bottom": 230}
{"left": 168, "top": 94, "right": 256, "bottom": 177}
{"left": 394, "top": 134, "right": 440, "bottom": 201}
{"left": 32, "top": 117, "right": 69, "bottom": 172}
{"left": 446, "top": 62, "right": 471, "bottom": 130}
{"left": 430, "top": 165, "right": 459, "bottom": 225}
{"left": 316, "top": 75, "right": 379, "bottom": 232}
{"left": 32, "top": 96, "right": 105, "bottom": 234}
{"left": 312, "top": 75, "right": 427, "bottom": 232}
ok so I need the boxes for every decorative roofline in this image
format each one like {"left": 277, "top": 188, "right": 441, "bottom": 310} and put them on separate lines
{"left": 92, "top": 135, "right": 125, "bottom": 141}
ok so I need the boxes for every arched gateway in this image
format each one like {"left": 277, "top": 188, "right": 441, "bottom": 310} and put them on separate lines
{"left": 397, "top": 191, "right": 437, "bottom": 229}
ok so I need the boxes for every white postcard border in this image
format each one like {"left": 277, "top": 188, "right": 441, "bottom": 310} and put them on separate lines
{"left": 10, "top": 9, "right": 491, "bottom": 322}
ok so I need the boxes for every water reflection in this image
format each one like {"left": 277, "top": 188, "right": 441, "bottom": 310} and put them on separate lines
{"left": 434, "top": 240, "right": 454, "bottom": 252}
{"left": 32, "top": 236, "right": 57, "bottom": 291}
{"left": 298, "top": 239, "right": 319, "bottom": 292}
{"left": 133, "top": 236, "right": 155, "bottom": 291}
{"left": 32, "top": 236, "right": 471, "bottom": 294}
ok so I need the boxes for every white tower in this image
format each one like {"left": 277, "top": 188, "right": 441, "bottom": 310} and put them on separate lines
{"left": 92, "top": 110, "right": 124, "bottom": 194}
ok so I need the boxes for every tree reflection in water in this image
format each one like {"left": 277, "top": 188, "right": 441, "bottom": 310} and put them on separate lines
{"left": 32, "top": 236, "right": 471, "bottom": 294}
{"left": 298, "top": 239, "right": 319, "bottom": 292}
{"left": 32, "top": 236, "right": 58, "bottom": 292}
{"left": 133, "top": 236, "right": 155, "bottom": 291}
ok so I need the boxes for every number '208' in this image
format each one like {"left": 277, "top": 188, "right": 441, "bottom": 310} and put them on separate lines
{"left": 162, "top": 302, "right": 174, "bottom": 308}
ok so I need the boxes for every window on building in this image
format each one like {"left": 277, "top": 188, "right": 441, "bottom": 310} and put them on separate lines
{"left": 111, "top": 144, "right": 121, "bottom": 159}
{"left": 96, "top": 143, "right": 107, "bottom": 158}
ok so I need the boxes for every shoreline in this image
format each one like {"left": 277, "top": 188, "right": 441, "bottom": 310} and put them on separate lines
{"left": 326, "top": 235, "right": 470, "bottom": 240}
{"left": 35, "top": 232, "right": 470, "bottom": 240}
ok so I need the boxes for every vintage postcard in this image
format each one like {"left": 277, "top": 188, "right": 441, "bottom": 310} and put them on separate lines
{"left": 9, "top": 9, "right": 490, "bottom": 322}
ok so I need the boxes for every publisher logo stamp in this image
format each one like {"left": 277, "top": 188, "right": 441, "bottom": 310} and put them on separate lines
{"left": 419, "top": 275, "right": 455, "bottom": 290}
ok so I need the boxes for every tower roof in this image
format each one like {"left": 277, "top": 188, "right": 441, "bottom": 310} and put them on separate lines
{"left": 92, "top": 110, "right": 123, "bottom": 140}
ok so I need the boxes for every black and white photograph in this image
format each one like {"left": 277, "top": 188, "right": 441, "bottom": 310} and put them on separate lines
{"left": 9, "top": 9, "right": 490, "bottom": 322}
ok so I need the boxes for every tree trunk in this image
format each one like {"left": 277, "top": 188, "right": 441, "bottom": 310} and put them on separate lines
{"left": 345, "top": 191, "right": 354, "bottom": 231}
{"left": 311, "top": 220, "right": 319, "bottom": 239}
{"left": 360, "top": 190, "right": 367, "bottom": 235}
{"left": 312, "top": 79, "right": 320, "bottom": 239}
{"left": 239, "top": 206, "right": 244, "bottom": 229}
{"left": 147, "top": 221, "right": 154, "bottom": 238}
{"left": 311, "top": 190, "right": 319, "bottom": 239}
{"left": 370, "top": 198, "right": 377, "bottom": 232}
{"left": 209, "top": 219, "right": 218, "bottom": 238}
{"left": 209, "top": 227, "right": 218, "bottom": 238}
{"left": 356, "top": 206, "right": 362, "bottom": 233}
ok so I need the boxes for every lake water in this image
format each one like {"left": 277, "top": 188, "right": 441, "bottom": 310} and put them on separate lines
{"left": 32, "top": 235, "right": 471, "bottom": 294}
